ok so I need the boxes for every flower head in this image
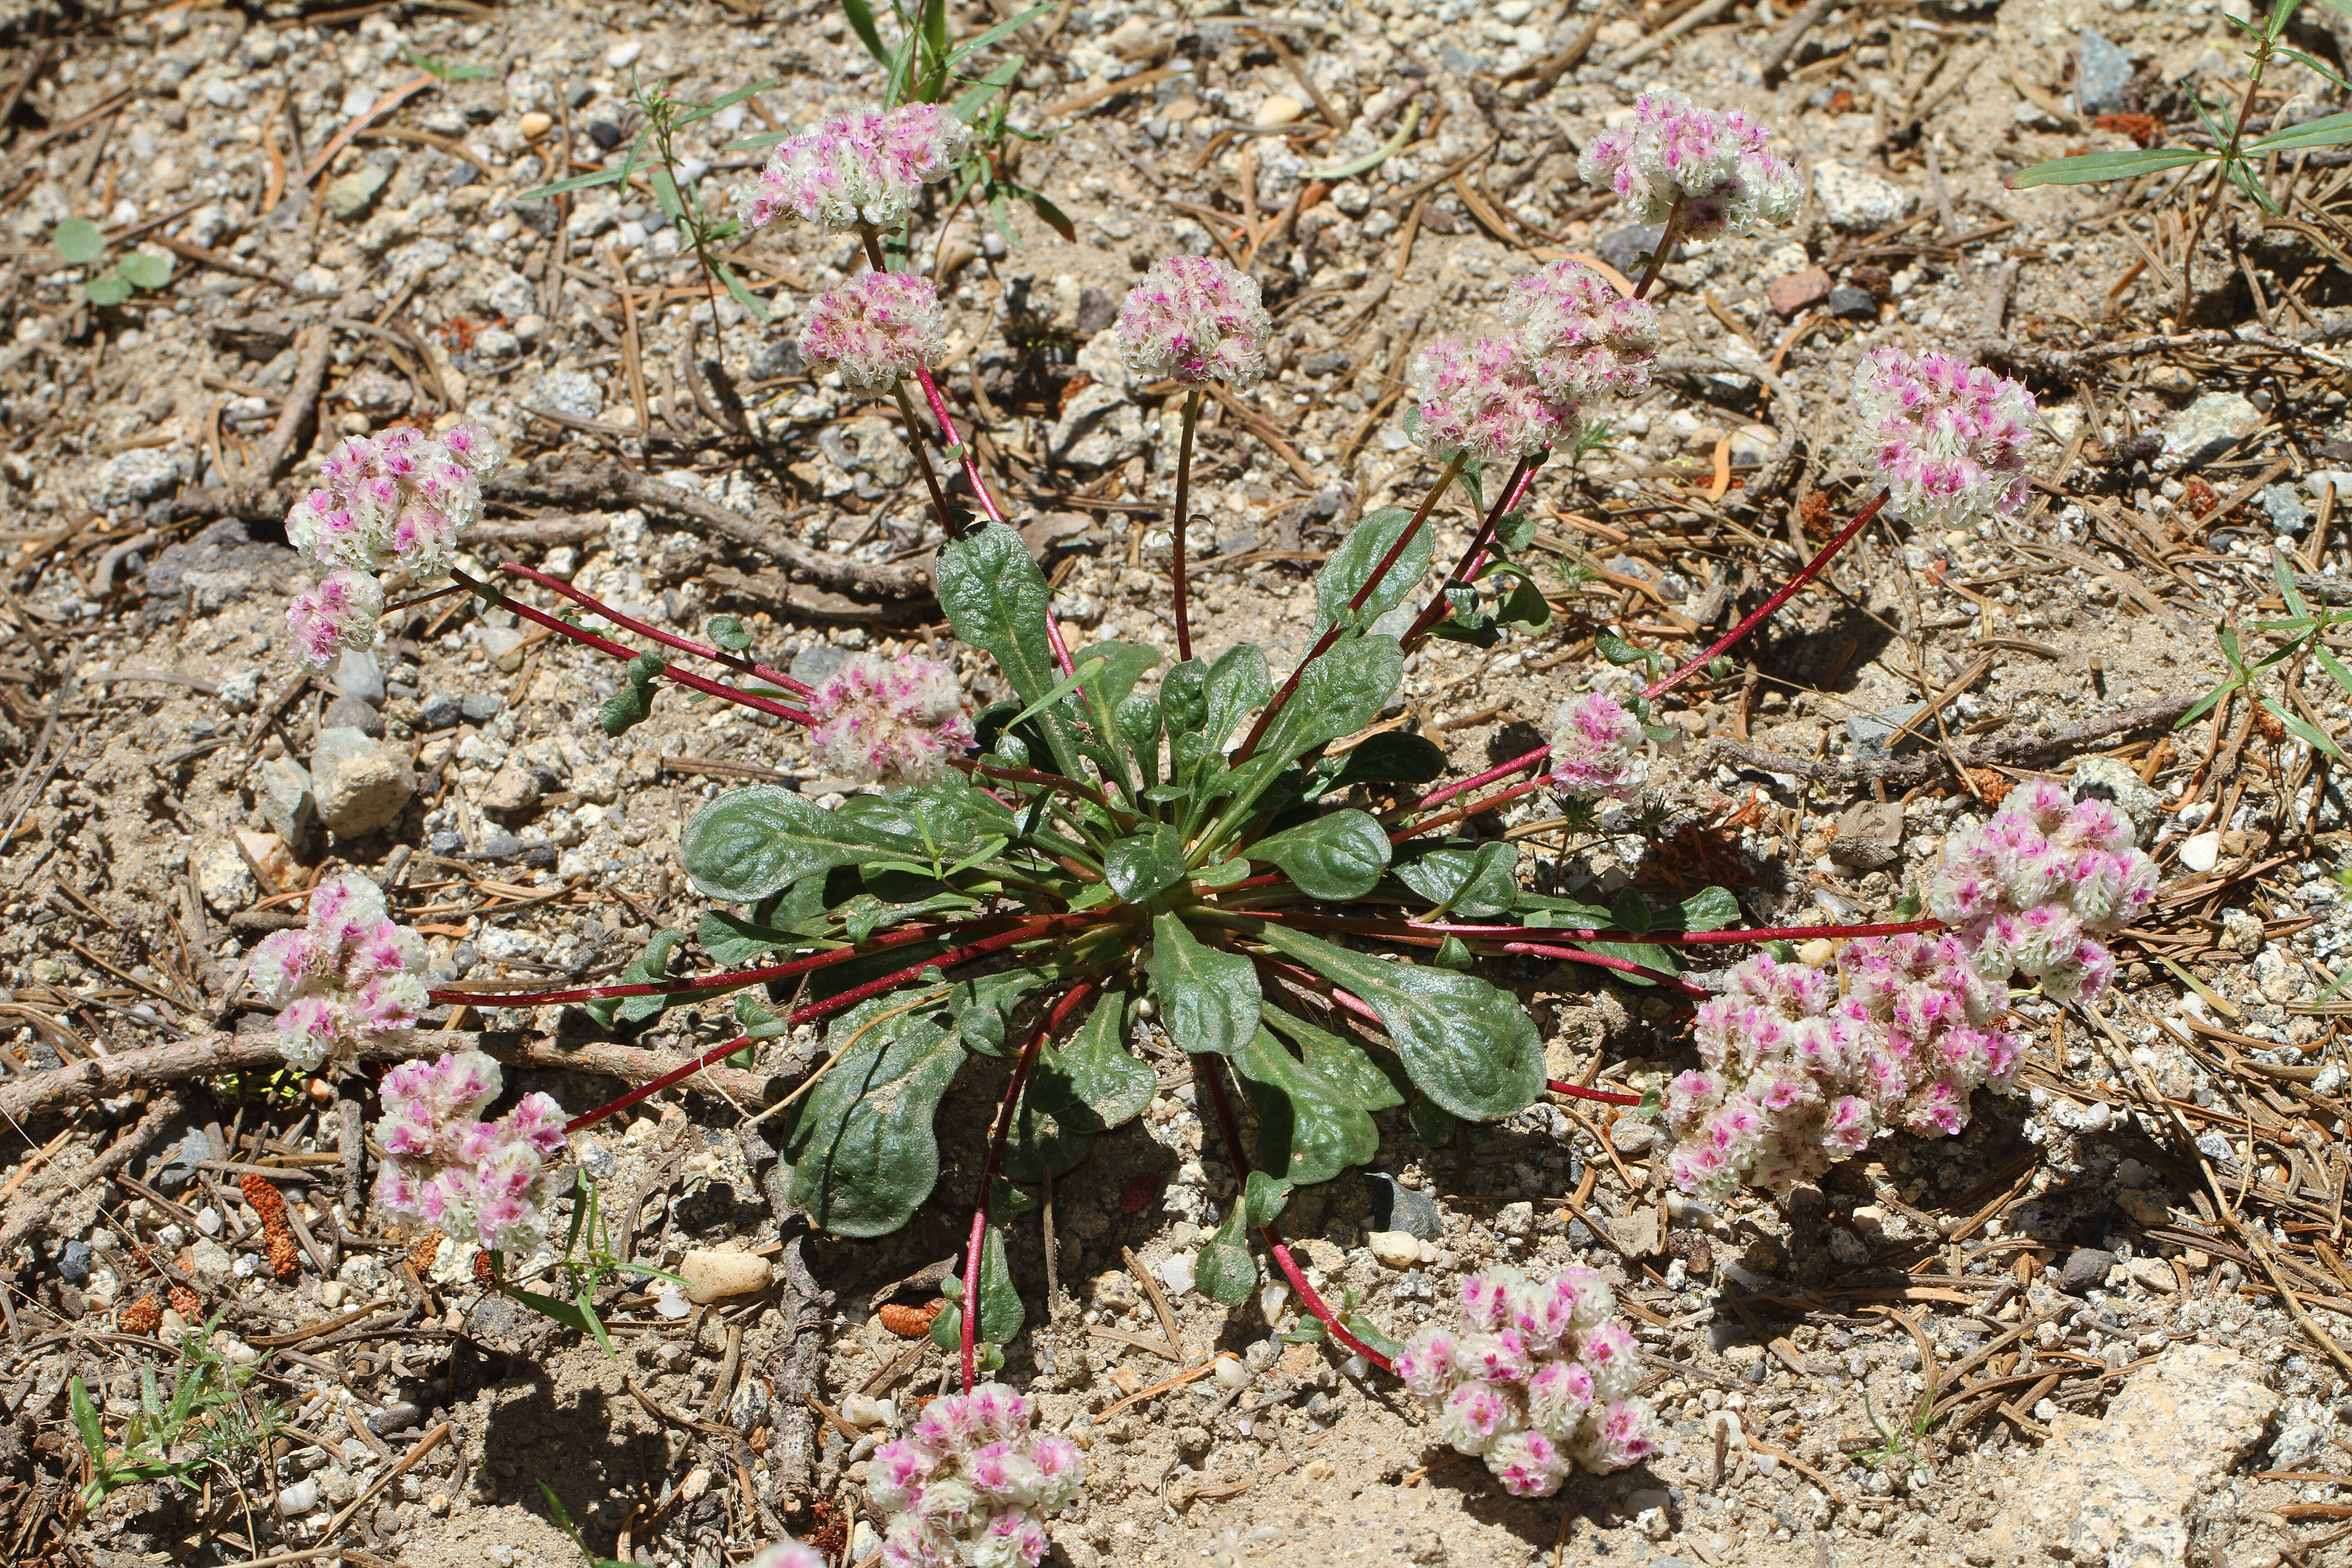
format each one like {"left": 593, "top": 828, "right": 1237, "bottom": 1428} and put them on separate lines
{"left": 749, "top": 1544, "right": 826, "bottom": 1568}
{"left": 736, "top": 103, "right": 969, "bottom": 232}
{"left": 1114, "top": 255, "right": 1274, "bottom": 388}
{"left": 866, "top": 1383, "right": 1081, "bottom": 1567}
{"left": 1548, "top": 691, "right": 1645, "bottom": 802}
{"left": 1408, "top": 337, "right": 1568, "bottom": 465}
{"left": 1927, "top": 779, "right": 2156, "bottom": 998}
{"left": 372, "top": 1050, "right": 568, "bottom": 1257}
{"left": 1576, "top": 91, "right": 1799, "bottom": 240}
{"left": 286, "top": 423, "right": 500, "bottom": 580}
{"left": 246, "top": 874, "right": 429, "bottom": 1072}
{"left": 1854, "top": 348, "right": 2039, "bottom": 531}
{"left": 806, "top": 651, "right": 975, "bottom": 790}
{"left": 1503, "top": 260, "right": 1660, "bottom": 407}
{"left": 1402, "top": 1266, "right": 1661, "bottom": 1496}
{"left": 802, "top": 270, "right": 947, "bottom": 391}
{"left": 287, "top": 569, "right": 387, "bottom": 669}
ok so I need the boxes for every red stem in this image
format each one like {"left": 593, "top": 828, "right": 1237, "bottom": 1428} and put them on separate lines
{"left": 1407, "top": 745, "right": 1554, "bottom": 813}
{"left": 961, "top": 983, "right": 1093, "bottom": 1390}
{"left": 1398, "top": 453, "right": 1543, "bottom": 650}
{"left": 1257, "top": 913, "right": 1944, "bottom": 948}
{"left": 1193, "top": 1059, "right": 1392, "bottom": 1371}
{"left": 1546, "top": 1078, "right": 1642, "bottom": 1107}
{"left": 448, "top": 568, "right": 814, "bottom": 726}
{"left": 1630, "top": 191, "right": 1685, "bottom": 303}
{"left": 1234, "top": 453, "right": 1465, "bottom": 766}
{"left": 1249, "top": 955, "right": 1386, "bottom": 1029}
{"left": 497, "top": 561, "right": 812, "bottom": 696}
{"left": 1482, "top": 940, "right": 1709, "bottom": 996}
{"left": 1389, "top": 777, "right": 1547, "bottom": 844}
{"left": 1642, "top": 489, "right": 1889, "bottom": 701}
{"left": 1171, "top": 389, "right": 1200, "bottom": 662}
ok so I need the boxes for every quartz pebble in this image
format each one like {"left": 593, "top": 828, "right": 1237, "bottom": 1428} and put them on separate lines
{"left": 678, "top": 1247, "right": 772, "bottom": 1303}
{"left": 2177, "top": 830, "right": 2221, "bottom": 874}
{"left": 1367, "top": 1230, "right": 1422, "bottom": 1269}
{"left": 1253, "top": 93, "right": 1303, "bottom": 128}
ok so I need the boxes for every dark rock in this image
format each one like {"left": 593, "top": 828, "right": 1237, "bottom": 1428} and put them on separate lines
{"left": 459, "top": 693, "right": 504, "bottom": 724}
{"left": 451, "top": 941, "right": 480, "bottom": 973}
{"left": 1597, "top": 222, "right": 1677, "bottom": 279}
{"left": 586, "top": 120, "right": 624, "bottom": 150}
{"left": 750, "top": 338, "right": 805, "bottom": 380}
{"left": 367, "top": 1401, "right": 422, "bottom": 1436}
{"left": 1765, "top": 268, "right": 1831, "bottom": 317}
{"left": 1362, "top": 1172, "right": 1443, "bottom": 1240}
{"left": 153, "top": 1128, "right": 215, "bottom": 1189}
{"left": 59, "top": 1240, "right": 92, "bottom": 1283}
{"left": 2060, "top": 1247, "right": 2116, "bottom": 1295}
{"left": 1847, "top": 264, "right": 1894, "bottom": 301}
{"left": 420, "top": 695, "right": 463, "bottom": 730}
{"left": 2078, "top": 31, "right": 2132, "bottom": 119}
{"left": 1825, "top": 285, "right": 1879, "bottom": 321}
{"left": 323, "top": 695, "right": 385, "bottom": 738}
{"left": 1075, "top": 286, "right": 1117, "bottom": 336}
{"left": 428, "top": 830, "right": 464, "bottom": 856}
{"left": 146, "top": 519, "right": 299, "bottom": 602}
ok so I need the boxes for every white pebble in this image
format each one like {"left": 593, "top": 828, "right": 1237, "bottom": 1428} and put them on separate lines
{"left": 195, "top": 1206, "right": 222, "bottom": 1236}
{"left": 275, "top": 1479, "right": 320, "bottom": 1516}
{"left": 841, "top": 1393, "right": 896, "bottom": 1428}
{"left": 1212, "top": 1355, "right": 1248, "bottom": 1389}
{"left": 604, "top": 40, "right": 645, "bottom": 69}
{"left": 1158, "top": 1252, "right": 1196, "bottom": 1296}
{"left": 2178, "top": 830, "right": 2221, "bottom": 874}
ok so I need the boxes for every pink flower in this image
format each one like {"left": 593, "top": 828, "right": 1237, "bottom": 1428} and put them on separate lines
{"left": 1854, "top": 348, "right": 2038, "bottom": 531}
{"left": 1395, "top": 1328, "right": 1460, "bottom": 1401}
{"left": 749, "top": 1543, "right": 826, "bottom": 1568}
{"left": 1576, "top": 91, "right": 1798, "bottom": 239}
{"left": 1486, "top": 1428, "right": 1574, "bottom": 1497}
{"left": 1452, "top": 1329, "right": 1537, "bottom": 1385}
{"left": 806, "top": 651, "right": 975, "bottom": 790}
{"left": 1573, "top": 1399, "right": 1661, "bottom": 1474}
{"left": 372, "top": 1050, "right": 568, "bottom": 1257}
{"left": 1524, "top": 1358, "right": 1595, "bottom": 1441}
{"left": 868, "top": 1382, "right": 1079, "bottom": 1563}
{"left": 802, "top": 270, "right": 947, "bottom": 391}
{"left": 1575, "top": 1321, "right": 1641, "bottom": 1403}
{"left": 1438, "top": 1380, "right": 1523, "bottom": 1456}
{"left": 287, "top": 569, "right": 386, "bottom": 668}
{"left": 736, "top": 103, "right": 969, "bottom": 232}
{"left": 286, "top": 424, "right": 498, "bottom": 578}
{"left": 1459, "top": 1267, "right": 1521, "bottom": 1332}
{"left": 1407, "top": 337, "right": 1566, "bottom": 464}
{"left": 1503, "top": 260, "right": 1660, "bottom": 407}
{"left": 1547, "top": 692, "right": 1645, "bottom": 802}
{"left": 249, "top": 874, "right": 429, "bottom": 1071}
{"left": 1928, "top": 785, "right": 2155, "bottom": 996}
{"left": 1114, "top": 255, "right": 1274, "bottom": 388}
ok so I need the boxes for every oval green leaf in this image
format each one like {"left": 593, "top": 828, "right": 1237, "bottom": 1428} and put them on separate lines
{"left": 681, "top": 785, "right": 926, "bottom": 903}
{"left": 783, "top": 997, "right": 965, "bottom": 1236}
{"left": 1145, "top": 910, "right": 1261, "bottom": 1056}
{"left": 1250, "top": 809, "right": 1391, "bottom": 900}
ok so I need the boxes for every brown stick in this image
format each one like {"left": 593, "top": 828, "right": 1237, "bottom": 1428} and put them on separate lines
{"left": 0, "top": 1030, "right": 778, "bottom": 1127}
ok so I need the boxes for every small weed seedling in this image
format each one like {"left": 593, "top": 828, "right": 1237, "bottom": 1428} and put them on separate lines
{"left": 54, "top": 219, "right": 172, "bottom": 307}
{"left": 69, "top": 1312, "right": 284, "bottom": 1511}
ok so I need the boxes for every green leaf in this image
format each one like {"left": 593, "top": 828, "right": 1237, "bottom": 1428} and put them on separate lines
{"left": 1611, "top": 887, "right": 1654, "bottom": 936}
{"left": 1250, "top": 809, "right": 1392, "bottom": 900}
{"left": 1147, "top": 910, "right": 1261, "bottom": 1056}
{"left": 83, "top": 273, "right": 132, "bottom": 306}
{"left": 1203, "top": 643, "right": 1274, "bottom": 755}
{"left": 517, "top": 164, "right": 636, "bottom": 202}
{"left": 117, "top": 251, "right": 172, "bottom": 290}
{"left": 1406, "top": 1093, "right": 1458, "bottom": 1146}
{"left": 1391, "top": 839, "right": 1518, "bottom": 919}
{"left": 1244, "top": 1169, "right": 1293, "bottom": 1226}
{"left": 1117, "top": 692, "right": 1162, "bottom": 788}
{"left": 1236, "top": 1027, "right": 1379, "bottom": 1184}
{"left": 697, "top": 906, "right": 801, "bottom": 964}
{"left": 1318, "top": 732, "right": 1446, "bottom": 791}
{"left": 1595, "top": 632, "right": 1653, "bottom": 669}
{"left": 585, "top": 928, "right": 688, "bottom": 1029}
{"left": 1495, "top": 574, "right": 1552, "bottom": 633}
{"left": 538, "top": 1481, "right": 637, "bottom": 1568}
{"left": 2318, "top": 645, "right": 2352, "bottom": 702}
{"left": 1019, "top": 184, "right": 1078, "bottom": 242}
{"left": 953, "top": 54, "right": 1026, "bottom": 122}
{"left": 707, "top": 614, "right": 754, "bottom": 652}
{"left": 681, "top": 784, "right": 928, "bottom": 903}
{"left": 1678, "top": 886, "right": 1741, "bottom": 932}
{"left": 946, "top": 1, "right": 1052, "bottom": 63}
{"left": 599, "top": 679, "right": 657, "bottom": 737}
{"left": 1577, "top": 939, "right": 1680, "bottom": 985}
{"left": 1316, "top": 506, "right": 1435, "bottom": 634}
{"left": 937, "top": 522, "right": 1085, "bottom": 776}
{"left": 505, "top": 1284, "right": 609, "bottom": 1346}
{"left": 946, "top": 968, "right": 1050, "bottom": 1055}
{"left": 1493, "top": 509, "right": 1539, "bottom": 554}
{"left": 54, "top": 217, "right": 104, "bottom": 265}
{"left": 2247, "top": 111, "right": 2352, "bottom": 153}
{"left": 2261, "top": 695, "right": 2343, "bottom": 758}
{"left": 735, "top": 993, "right": 793, "bottom": 1038}
{"left": 841, "top": 0, "right": 892, "bottom": 65}
{"left": 840, "top": 778, "right": 1019, "bottom": 857}
{"left": 1105, "top": 822, "right": 1192, "bottom": 902}
{"left": 931, "top": 1228, "right": 1024, "bottom": 1348}
{"left": 1243, "top": 921, "right": 1543, "bottom": 1122}
{"left": 1003, "top": 988, "right": 1152, "bottom": 1186}
{"left": 2006, "top": 147, "right": 2215, "bottom": 188}
{"left": 1193, "top": 1200, "right": 1259, "bottom": 1306}
{"left": 678, "top": 77, "right": 783, "bottom": 125}
{"left": 1261, "top": 1006, "right": 1405, "bottom": 1110}
{"left": 1341, "top": 1312, "right": 1405, "bottom": 1361}
{"left": 69, "top": 1377, "right": 104, "bottom": 1459}
{"left": 783, "top": 995, "right": 965, "bottom": 1236}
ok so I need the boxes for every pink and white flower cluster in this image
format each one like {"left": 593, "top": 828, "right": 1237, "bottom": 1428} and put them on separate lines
{"left": 1114, "top": 255, "right": 1274, "bottom": 389}
{"left": 806, "top": 651, "right": 975, "bottom": 790}
{"left": 748, "top": 1544, "right": 824, "bottom": 1568}
{"left": 373, "top": 1049, "right": 569, "bottom": 1258}
{"left": 1927, "top": 779, "right": 2157, "bottom": 1001}
{"left": 246, "top": 874, "right": 431, "bottom": 1073}
{"left": 1547, "top": 692, "right": 1646, "bottom": 802}
{"left": 284, "top": 422, "right": 501, "bottom": 666}
{"left": 802, "top": 270, "right": 948, "bottom": 391}
{"left": 866, "top": 1382, "right": 1085, "bottom": 1568}
{"left": 1393, "top": 1265, "right": 1661, "bottom": 1497}
{"left": 1576, "top": 91, "right": 1800, "bottom": 240}
{"left": 1854, "top": 348, "right": 2038, "bottom": 531}
{"left": 737, "top": 103, "right": 970, "bottom": 232}
{"left": 1661, "top": 939, "right": 2024, "bottom": 1201}
{"left": 1502, "top": 260, "right": 1661, "bottom": 408}
{"left": 1407, "top": 337, "right": 1568, "bottom": 466}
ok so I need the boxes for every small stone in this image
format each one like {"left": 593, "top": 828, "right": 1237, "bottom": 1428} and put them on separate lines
{"left": 322, "top": 694, "right": 385, "bottom": 738}
{"left": 318, "top": 1280, "right": 347, "bottom": 1308}
{"left": 195, "top": 840, "right": 256, "bottom": 916}
{"left": 324, "top": 164, "right": 389, "bottom": 219}
{"left": 236, "top": 828, "right": 299, "bottom": 893}
{"left": 840, "top": 1393, "right": 894, "bottom": 1428}
{"left": 603, "top": 39, "right": 643, "bottom": 69}
{"left": 2162, "top": 393, "right": 2262, "bottom": 468}
{"left": 1496, "top": 1201, "right": 1534, "bottom": 1236}
{"left": 1158, "top": 1252, "right": 1197, "bottom": 1296}
{"left": 368, "top": 1401, "right": 422, "bottom": 1436}
{"left": 2126, "top": 1257, "right": 2178, "bottom": 1294}
{"left": 1825, "top": 284, "right": 1879, "bottom": 321}
{"left": 2254, "top": 947, "right": 2298, "bottom": 1005}
{"left": 276, "top": 1479, "right": 320, "bottom": 1516}
{"left": 59, "top": 1241, "right": 92, "bottom": 1282}
{"left": 2261, "top": 482, "right": 2311, "bottom": 535}
{"left": 1811, "top": 161, "right": 1917, "bottom": 231}
{"left": 1362, "top": 1172, "right": 1443, "bottom": 1240}
{"left": 1367, "top": 1230, "right": 1421, "bottom": 1268}
{"left": 333, "top": 647, "right": 386, "bottom": 704}
{"left": 461, "top": 693, "right": 505, "bottom": 724}
{"left": 309, "top": 725, "right": 415, "bottom": 838}
{"left": 791, "top": 642, "right": 855, "bottom": 686}
{"left": 1609, "top": 1117, "right": 1657, "bottom": 1154}
{"left": 518, "top": 111, "right": 554, "bottom": 141}
{"left": 98, "top": 448, "right": 181, "bottom": 508}
{"left": 534, "top": 368, "right": 603, "bottom": 421}
{"left": 1829, "top": 799, "right": 1904, "bottom": 872}
{"left": 2178, "top": 831, "right": 2222, "bottom": 874}
{"left": 2078, "top": 31, "right": 2133, "bottom": 118}
{"left": 478, "top": 625, "right": 527, "bottom": 671}
{"left": 1765, "top": 267, "right": 1831, "bottom": 317}
{"left": 481, "top": 764, "right": 542, "bottom": 816}
{"left": 258, "top": 757, "right": 318, "bottom": 845}
{"left": 2059, "top": 1247, "right": 2115, "bottom": 1296}
{"left": 1253, "top": 93, "right": 1303, "bottom": 128}
{"left": 1847, "top": 701, "right": 1929, "bottom": 760}
{"left": 421, "top": 693, "right": 463, "bottom": 730}
{"left": 191, "top": 1237, "right": 235, "bottom": 1282}
{"left": 1596, "top": 222, "right": 1674, "bottom": 278}
{"left": 678, "top": 1248, "right": 772, "bottom": 1304}
{"left": 154, "top": 1128, "right": 214, "bottom": 1189}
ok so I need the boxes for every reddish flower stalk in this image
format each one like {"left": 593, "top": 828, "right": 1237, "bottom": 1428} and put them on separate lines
{"left": 962, "top": 984, "right": 1093, "bottom": 1391}
{"left": 448, "top": 568, "right": 814, "bottom": 725}
{"left": 1630, "top": 191, "right": 1686, "bottom": 302}
{"left": 1642, "top": 489, "right": 1888, "bottom": 701}
{"left": 1547, "top": 1078, "right": 1642, "bottom": 1107}
{"left": 1398, "top": 452, "right": 1544, "bottom": 650}
{"left": 1262, "top": 913, "right": 1945, "bottom": 948}
{"left": 1390, "top": 777, "right": 1548, "bottom": 844}
{"left": 1406, "top": 744, "right": 1555, "bottom": 813}
{"left": 1194, "top": 1061, "right": 1392, "bottom": 1371}
{"left": 496, "top": 561, "right": 812, "bottom": 696}
{"left": 1234, "top": 452, "right": 1467, "bottom": 766}
{"left": 1480, "top": 941, "right": 1709, "bottom": 997}
{"left": 1248, "top": 954, "right": 1386, "bottom": 1029}
{"left": 1170, "top": 389, "right": 1202, "bottom": 661}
